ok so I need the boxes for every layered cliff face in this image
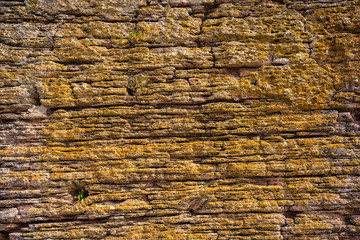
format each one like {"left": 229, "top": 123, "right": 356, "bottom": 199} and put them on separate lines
{"left": 0, "top": 0, "right": 359, "bottom": 239}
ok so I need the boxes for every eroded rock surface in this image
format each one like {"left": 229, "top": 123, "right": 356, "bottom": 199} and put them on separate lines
{"left": 0, "top": 0, "right": 359, "bottom": 239}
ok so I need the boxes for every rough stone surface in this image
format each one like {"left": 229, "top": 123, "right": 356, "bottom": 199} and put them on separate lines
{"left": 0, "top": 0, "right": 359, "bottom": 239}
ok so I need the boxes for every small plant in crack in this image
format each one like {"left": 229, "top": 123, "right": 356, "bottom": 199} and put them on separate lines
{"left": 128, "top": 31, "right": 140, "bottom": 46}
{"left": 74, "top": 189, "right": 88, "bottom": 202}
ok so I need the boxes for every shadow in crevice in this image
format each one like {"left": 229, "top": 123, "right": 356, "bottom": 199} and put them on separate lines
{"left": 0, "top": 232, "right": 9, "bottom": 240}
{"left": 283, "top": 210, "right": 301, "bottom": 220}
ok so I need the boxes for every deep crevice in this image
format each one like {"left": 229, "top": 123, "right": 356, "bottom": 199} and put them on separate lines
{"left": 283, "top": 210, "right": 303, "bottom": 220}
{"left": 352, "top": 109, "right": 360, "bottom": 123}
{"left": 0, "top": 232, "right": 9, "bottom": 240}
{"left": 126, "top": 87, "right": 135, "bottom": 96}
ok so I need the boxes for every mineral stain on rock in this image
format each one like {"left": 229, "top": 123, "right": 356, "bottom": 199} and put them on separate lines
{"left": 0, "top": 0, "right": 359, "bottom": 239}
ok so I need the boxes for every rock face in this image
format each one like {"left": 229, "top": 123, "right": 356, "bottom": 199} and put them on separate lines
{"left": 0, "top": 0, "right": 359, "bottom": 239}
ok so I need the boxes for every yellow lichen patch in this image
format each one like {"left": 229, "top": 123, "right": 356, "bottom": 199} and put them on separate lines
{"left": 112, "top": 46, "right": 213, "bottom": 70}
{"left": 270, "top": 43, "right": 312, "bottom": 64}
{"left": 0, "top": 22, "right": 57, "bottom": 48}
{"left": 105, "top": 226, "right": 217, "bottom": 240}
{"left": 247, "top": 64, "right": 335, "bottom": 109}
{"left": 26, "top": 226, "right": 107, "bottom": 239}
{"left": 208, "top": 1, "right": 288, "bottom": 19}
{"left": 31, "top": 0, "right": 147, "bottom": 19}
{"left": 213, "top": 42, "right": 271, "bottom": 68}
{"left": 287, "top": 214, "right": 345, "bottom": 235}
{"left": 0, "top": 171, "right": 49, "bottom": 186}
{"left": 138, "top": 7, "right": 201, "bottom": 46}
{"left": 312, "top": 34, "right": 360, "bottom": 63}
{"left": 36, "top": 78, "right": 76, "bottom": 108}
{"left": 306, "top": 3, "right": 360, "bottom": 34}
{"left": 26, "top": 0, "right": 37, "bottom": 11}
{"left": 201, "top": 7, "right": 308, "bottom": 43}
{"left": 328, "top": 61, "right": 360, "bottom": 94}
{"left": 56, "top": 22, "right": 135, "bottom": 40}
{"left": 213, "top": 40, "right": 311, "bottom": 68}
{"left": 55, "top": 38, "right": 107, "bottom": 63}
{"left": 0, "top": 86, "right": 32, "bottom": 105}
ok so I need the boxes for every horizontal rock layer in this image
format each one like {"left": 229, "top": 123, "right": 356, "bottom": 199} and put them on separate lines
{"left": 0, "top": 0, "right": 359, "bottom": 239}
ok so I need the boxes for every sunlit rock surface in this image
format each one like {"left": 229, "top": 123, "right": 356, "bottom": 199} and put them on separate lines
{"left": 0, "top": 0, "right": 359, "bottom": 239}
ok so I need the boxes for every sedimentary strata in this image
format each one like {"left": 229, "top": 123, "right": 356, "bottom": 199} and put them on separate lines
{"left": 0, "top": 0, "right": 359, "bottom": 239}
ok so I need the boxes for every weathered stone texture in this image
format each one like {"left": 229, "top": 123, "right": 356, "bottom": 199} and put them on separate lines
{"left": 0, "top": 0, "right": 359, "bottom": 239}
